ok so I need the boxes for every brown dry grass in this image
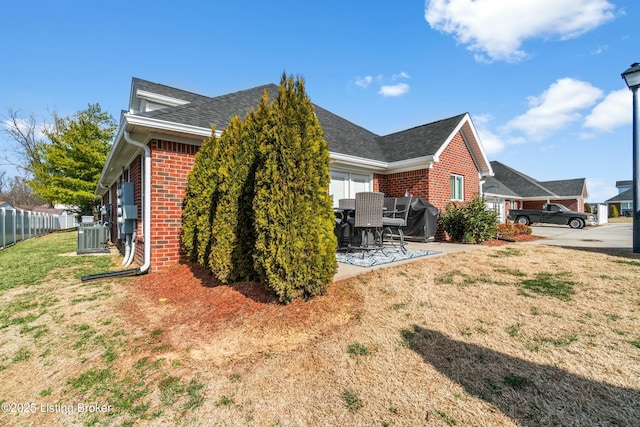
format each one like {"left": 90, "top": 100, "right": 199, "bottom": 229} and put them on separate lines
{"left": 1, "top": 241, "right": 639, "bottom": 426}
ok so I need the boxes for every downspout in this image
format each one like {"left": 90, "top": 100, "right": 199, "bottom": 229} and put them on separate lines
{"left": 123, "top": 131, "right": 152, "bottom": 274}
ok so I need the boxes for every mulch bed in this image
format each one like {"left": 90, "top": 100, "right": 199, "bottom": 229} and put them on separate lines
{"left": 119, "top": 262, "right": 362, "bottom": 349}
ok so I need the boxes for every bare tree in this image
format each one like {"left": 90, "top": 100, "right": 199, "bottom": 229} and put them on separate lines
{"left": 0, "top": 170, "right": 6, "bottom": 195}
{"left": 1, "top": 175, "right": 45, "bottom": 207}
{"left": 1, "top": 107, "right": 47, "bottom": 175}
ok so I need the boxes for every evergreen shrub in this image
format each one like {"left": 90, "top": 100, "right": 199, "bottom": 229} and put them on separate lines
{"left": 253, "top": 74, "right": 337, "bottom": 303}
{"left": 181, "top": 128, "right": 222, "bottom": 269}
{"left": 440, "top": 196, "right": 499, "bottom": 243}
{"left": 181, "top": 74, "right": 337, "bottom": 303}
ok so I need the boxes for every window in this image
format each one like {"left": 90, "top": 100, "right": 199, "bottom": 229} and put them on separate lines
{"left": 450, "top": 174, "right": 464, "bottom": 201}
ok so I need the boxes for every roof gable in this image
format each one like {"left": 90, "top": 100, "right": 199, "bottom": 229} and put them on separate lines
{"left": 376, "top": 114, "right": 466, "bottom": 162}
{"left": 487, "top": 161, "right": 587, "bottom": 199}
{"left": 489, "top": 161, "right": 557, "bottom": 198}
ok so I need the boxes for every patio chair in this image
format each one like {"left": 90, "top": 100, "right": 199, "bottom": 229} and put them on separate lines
{"left": 349, "top": 192, "right": 385, "bottom": 256}
{"left": 334, "top": 199, "right": 356, "bottom": 248}
{"left": 382, "top": 196, "right": 412, "bottom": 253}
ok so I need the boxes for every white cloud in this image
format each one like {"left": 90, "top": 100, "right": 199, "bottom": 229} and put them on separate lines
{"left": 355, "top": 75, "right": 373, "bottom": 88}
{"left": 473, "top": 114, "right": 505, "bottom": 155}
{"left": 584, "top": 88, "right": 630, "bottom": 131}
{"left": 425, "top": 0, "right": 616, "bottom": 62}
{"left": 585, "top": 177, "right": 618, "bottom": 203}
{"left": 392, "top": 71, "right": 410, "bottom": 80}
{"left": 503, "top": 78, "right": 603, "bottom": 139}
{"left": 355, "top": 72, "right": 410, "bottom": 97}
{"left": 379, "top": 83, "right": 410, "bottom": 97}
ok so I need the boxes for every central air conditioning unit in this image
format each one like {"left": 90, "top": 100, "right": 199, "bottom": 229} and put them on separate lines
{"left": 77, "top": 222, "right": 110, "bottom": 254}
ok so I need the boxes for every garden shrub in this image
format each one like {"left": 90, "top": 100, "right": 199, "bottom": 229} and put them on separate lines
{"left": 253, "top": 74, "right": 337, "bottom": 303}
{"left": 609, "top": 204, "right": 619, "bottom": 218}
{"left": 498, "top": 223, "right": 532, "bottom": 237}
{"left": 440, "top": 196, "right": 499, "bottom": 243}
{"left": 209, "top": 109, "right": 262, "bottom": 283}
{"left": 181, "top": 128, "right": 222, "bottom": 270}
{"left": 513, "top": 223, "right": 532, "bottom": 235}
{"left": 497, "top": 223, "right": 515, "bottom": 237}
{"left": 182, "top": 73, "right": 337, "bottom": 303}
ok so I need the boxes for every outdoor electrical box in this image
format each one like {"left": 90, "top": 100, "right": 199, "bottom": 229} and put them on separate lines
{"left": 117, "top": 182, "right": 137, "bottom": 235}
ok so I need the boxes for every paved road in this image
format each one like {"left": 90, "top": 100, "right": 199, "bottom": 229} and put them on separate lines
{"left": 526, "top": 223, "right": 633, "bottom": 252}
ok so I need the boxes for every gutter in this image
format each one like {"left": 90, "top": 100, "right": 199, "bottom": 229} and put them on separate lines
{"left": 81, "top": 131, "right": 152, "bottom": 282}
{"left": 123, "top": 131, "right": 152, "bottom": 274}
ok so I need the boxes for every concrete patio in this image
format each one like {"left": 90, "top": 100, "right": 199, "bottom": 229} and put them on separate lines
{"left": 333, "top": 239, "right": 484, "bottom": 281}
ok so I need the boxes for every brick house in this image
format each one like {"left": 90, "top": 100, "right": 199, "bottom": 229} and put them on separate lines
{"left": 96, "top": 78, "right": 493, "bottom": 273}
{"left": 605, "top": 180, "right": 633, "bottom": 217}
{"left": 482, "top": 161, "right": 589, "bottom": 222}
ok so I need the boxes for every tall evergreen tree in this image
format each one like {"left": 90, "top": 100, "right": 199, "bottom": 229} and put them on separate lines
{"left": 181, "top": 127, "right": 222, "bottom": 269}
{"left": 209, "top": 94, "right": 270, "bottom": 283}
{"left": 31, "top": 103, "right": 115, "bottom": 213}
{"left": 253, "top": 74, "right": 337, "bottom": 303}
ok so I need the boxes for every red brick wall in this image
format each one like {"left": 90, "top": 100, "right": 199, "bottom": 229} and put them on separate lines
{"left": 373, "top": 132, "right": 481, "bottom": 213}
{"left": 373, "top": 173, "right": 387, "bottom": 194}
{"left": 382, "top": 169, "right": 430, "bottom": 200}
{"left": 149, "top": 140, "right": 199, "bottom": 272}
{"left": 428, "top": 132, "right": 480, "bottom": 212}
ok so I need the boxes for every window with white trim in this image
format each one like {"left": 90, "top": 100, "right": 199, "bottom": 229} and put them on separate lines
{"left": 450, "top": 174, "right": 464, "bottom": 201}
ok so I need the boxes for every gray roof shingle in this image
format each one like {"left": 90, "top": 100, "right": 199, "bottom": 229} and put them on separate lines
{"left": 129, "top": 79, "right": 468, "bottom": 164}
{"left": 486, "top": 161, "right": 586, "bottom": 199}
{"left": 540, "top": 178, "right": 586, "bottom": 197}
{"left": 606, "top": 188, "right": 632, "bottom": 202}
{"left": 376, "top": 114, "right": 467, "bottom": 162}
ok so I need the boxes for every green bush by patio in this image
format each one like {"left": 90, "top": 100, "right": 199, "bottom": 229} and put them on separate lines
{"left": 181, "top": 74, "right": 336, "bottom": 302}
{"left": 440, "top": 196, "right": 499, "bottom": 243}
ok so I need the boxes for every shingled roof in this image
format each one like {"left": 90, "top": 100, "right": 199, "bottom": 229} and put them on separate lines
{"left": 376, "top": 114, "right": 467, "bottom": 162}
{"left": 605, "top": 188, "right": 632, "bottom": 203}
{"left": 126, "top": 78, "right": 471, "bottom": 164}
{"left": 485, "top": 161, "right": 586, "bottom": 199}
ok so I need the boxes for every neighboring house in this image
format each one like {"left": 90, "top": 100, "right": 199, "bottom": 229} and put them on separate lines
{"left": 96, "top": 78, "right": 493, "bottom": 273}
{"left": 605, "top": 180, "right": 633, "bottom": 216}
{"left": 483, "top": 161, "right": 588, "bottom": 222}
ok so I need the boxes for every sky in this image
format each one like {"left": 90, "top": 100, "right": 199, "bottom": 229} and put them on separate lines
{"left": 1, "top": 0, "right": 638, "bottom": 203}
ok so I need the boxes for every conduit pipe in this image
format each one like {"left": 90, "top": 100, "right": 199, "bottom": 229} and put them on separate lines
{"left": 123, "top": 230, "right": 137, "bottom": 267}
{"left": 123, "top": 131, "right": 151, "bottom": 274}
{"left": 121, "top": 234, "right": 131, "bottom": 266}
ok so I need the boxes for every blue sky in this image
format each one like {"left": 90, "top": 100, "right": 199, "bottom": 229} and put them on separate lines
{"left": 1, "top": 0, "right": 638, "bottom": 202}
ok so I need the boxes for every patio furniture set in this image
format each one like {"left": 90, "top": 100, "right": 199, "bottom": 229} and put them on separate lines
{"left": 334, "top": 192, "right": 413, "bottom": 256}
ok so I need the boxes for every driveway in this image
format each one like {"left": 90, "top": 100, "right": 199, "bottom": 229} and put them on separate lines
{"left": 526, "top": 223, "right": 633, "bottom": 253}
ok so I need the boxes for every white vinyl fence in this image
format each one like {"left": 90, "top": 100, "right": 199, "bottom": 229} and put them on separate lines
{"left": 1, "top": 207, "right": 78, "bottom": 249}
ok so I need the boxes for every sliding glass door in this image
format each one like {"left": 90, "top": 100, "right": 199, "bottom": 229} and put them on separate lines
{"left": 330, "top": 171, "right": 372, "bottom": 207}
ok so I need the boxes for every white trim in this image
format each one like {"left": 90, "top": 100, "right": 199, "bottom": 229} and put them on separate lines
{"left": 386, "top": 155, "right": 436, "bottom": 173}
{"left": 329, "top": 152, "right": 388, "bottom": 171}
{"left": 125, "top": 114, "right": 212, "bottom": 137}
{"left": 433, "top": 113, "right": 493, "bottom": 178}
{"left": 450, "top": 174, "right": 464, "bottom": 201}
{"left": 135, "top": 89, "right": 190, "bottom": 108}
